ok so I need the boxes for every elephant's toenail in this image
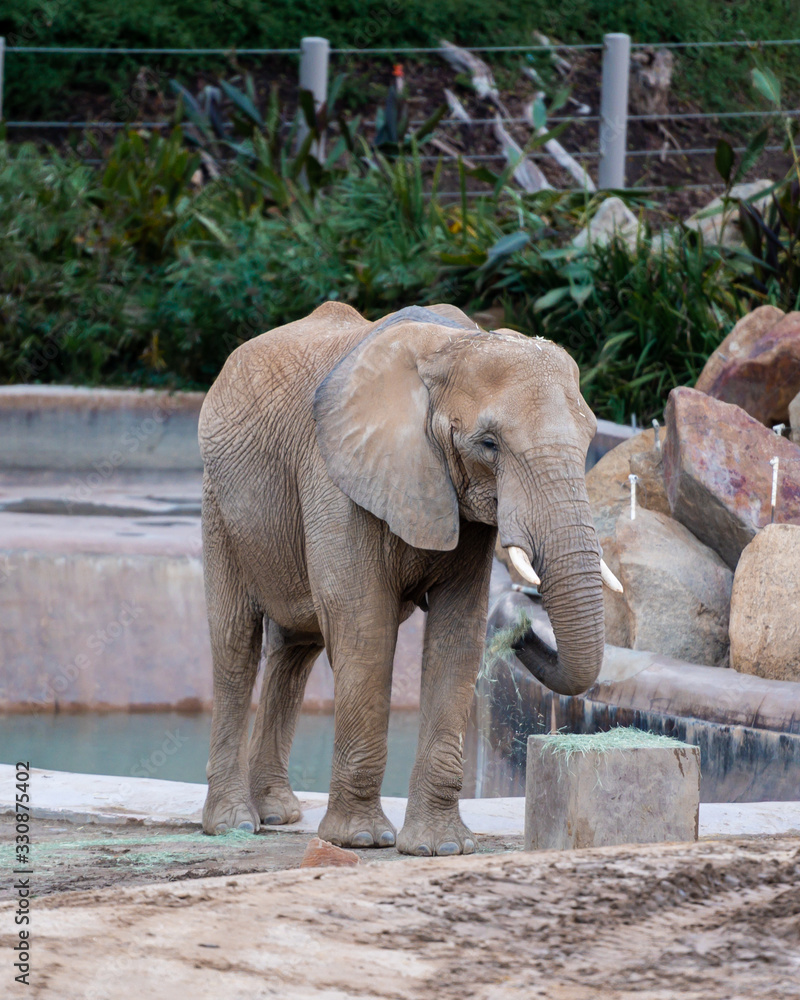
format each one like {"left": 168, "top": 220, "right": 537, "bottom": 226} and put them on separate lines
{"left": 379, "top": 830, "right": 396, "bottom": 847}
{"left": 437, "top": 841, "right": 460, "bottom": 856}
{"left": 214, "top": 824, "right": 230, "bottom": 835}
{"left": 463, "top": 838, "right": 476, "bottom": 854}
{"left": 351, "top": 832, "right": 373, "bottom": 847}
{"left": 416, "top": 845, "right": 433, "bottom": 857}
{"left": 263, "top": 814, "right": 283, "bottom": 825}
{"left": 237, "top": 821, "right": 255, "bottom": 833}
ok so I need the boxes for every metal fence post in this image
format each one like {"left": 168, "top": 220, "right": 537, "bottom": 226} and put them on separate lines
{"left": 298, "top": 36, "right": 329, "bottom": 158}
{"left": 0, "top": 38, "right": 5, "bottom": 122}
{"left": 598, "top": 32, "right": 631, "bottom": 189}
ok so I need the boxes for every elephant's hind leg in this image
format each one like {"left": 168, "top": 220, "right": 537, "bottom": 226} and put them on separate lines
{"left": 248, "top": 622, "right": 323, "bottom": 825}
{"left": 202, "top": 482, "right": 263, "bottom": 835}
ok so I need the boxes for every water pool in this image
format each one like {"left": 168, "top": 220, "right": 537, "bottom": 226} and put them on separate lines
{"left": 0, "top": 711, "right": 420, "bottom": 796}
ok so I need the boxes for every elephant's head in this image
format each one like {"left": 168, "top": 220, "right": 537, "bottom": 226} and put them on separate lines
{"left": 314, "top": 305, "right": 618, "bottom": 695}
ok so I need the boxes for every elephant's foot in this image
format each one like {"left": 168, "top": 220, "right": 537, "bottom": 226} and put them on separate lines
{"left": 252, "top": 785, "right": 302, "bottom": 826}
{"left": 318, "top": 798, "right": 396, "bottom": 848}
{"left": 397, "top": 807, "right": 477, "bottom": 857}
{"left": 202, "top": 784, "right": 260, "bottom": 835}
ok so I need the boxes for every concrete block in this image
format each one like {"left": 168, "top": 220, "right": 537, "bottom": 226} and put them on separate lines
{"left": 0, "top": 386, "right": 205, "bottom": 471}
{"left": 525, "top": 730, "right": 700, "bottom": 851}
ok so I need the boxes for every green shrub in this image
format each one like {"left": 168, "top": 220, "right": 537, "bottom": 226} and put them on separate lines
{"left": 516, "top": 232, "right": 743, "bottom": 424}
{"left": 0, "top": 142, "right": 138, "bottom": 383}
{"left": 4, "top": 108, "right": 791, "bottom": 422}
{"left": 716, "top": 70, "right": 800, "bottom": 313}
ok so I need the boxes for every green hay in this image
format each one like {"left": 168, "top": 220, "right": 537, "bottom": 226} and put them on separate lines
{"left": 482, "top": 609, "right": 532, "bottom": 671}
{"left": 534, "top": 727, "right": 687, "bottom": 765}
{"left": 11, "top": 831, "right": 209, "bottom": 854}
{"left": 0, "top": 826, "right": 257, "bottom": 872}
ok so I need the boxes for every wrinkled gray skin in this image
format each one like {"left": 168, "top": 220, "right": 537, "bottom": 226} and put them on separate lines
{"left": 200, "top": 302, "right": 604, "bottom": 856}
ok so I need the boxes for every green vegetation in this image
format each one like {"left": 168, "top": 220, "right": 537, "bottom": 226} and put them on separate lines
{"left": 1, "top": 0, "right": 799, "bottom": 119}
{"left": 2, "top": 67, "right": 798, "bottom": 423}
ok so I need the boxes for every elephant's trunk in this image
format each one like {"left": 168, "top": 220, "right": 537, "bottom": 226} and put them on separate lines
{"left": 511, "top": 551, "right": 605, "bottom": 696}
{"left": 498, "top": 457, "right": 605, "bottom": 696}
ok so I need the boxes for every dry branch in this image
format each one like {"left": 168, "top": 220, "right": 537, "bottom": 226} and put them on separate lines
{"left": 439, "top": 40, "right": 499, "bottom": 102}
{"left": 630, "top": 48, "right": 675, "bottom": 118}
{"left": 522, "top": 66, "right": 546, "bottom": 88}
{"left": 569, "top": 97, "right": 592, "bottom": 116}
{"left": 430, "top": 136, "right": 477, "bottom": 170}
{"left": 532, "top": 32, "right": 571, "bottom": 76}
{"left": 439, "top": 40, "right": 510, "bottom": 116}
{"left": 444, "top": 88, "right": 472, "bottom": 125}
{"left": 493, "top": 116, "right": 552, "bottom": 193}
{"left": 524, "top": 98, "right": 596, "bottom": 192}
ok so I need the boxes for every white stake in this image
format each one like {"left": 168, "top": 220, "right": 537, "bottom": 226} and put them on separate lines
{"left": 773, "top": 423, "right": 786, "bottom": 438}
{"left": 629, "top": 473, "right": 638, "bottom": 520}
{"left": 652, "top": 418, "right": 660, "bottom": 451}
{"left": 769, "top": 457, "right": 779, "bottom": 523}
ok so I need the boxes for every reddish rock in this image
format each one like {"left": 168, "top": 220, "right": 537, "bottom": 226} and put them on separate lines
{"left": 663, "top": 388, "right": 800, "bottom": 568}
{"left": 695, "top": 305, "right": 784, "bottom": 394}
{"left": 299, "top": 838, "right": 360, "bottom": 869}
{"left": 695, "top": 309, "right": 800, "bottom": 426}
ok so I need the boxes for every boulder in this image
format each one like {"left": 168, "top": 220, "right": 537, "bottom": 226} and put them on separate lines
{"left": 729, "top": 524, "right": 800, "bottom": 681}
{"left": 683, "top": 180, "right": 774, "bottom": 247}
{"left": 663, "top": 388, "right": 800, "bottom": 569}
{"left": 588, "top": 428, "right": 673, "bottom": 647}
{"left": 571, "top": 197, "right": 640, "bottom": 250}
{"left": 695, "top": 309, "right": 800, "bottom": 426}
{"left": 695, "top": 305, "right": 784, "bottom": 395}
{"left": 629, "top": 447, "right": 671, "bottom": 518}
{"left": 597, "top": 508, "right": 732, "bottom": 665}
{"left": 789, "top": 389, "right": 800, "bottom": 445}
{"left": 586, "top": 428, "right": 670, "bottom": 518}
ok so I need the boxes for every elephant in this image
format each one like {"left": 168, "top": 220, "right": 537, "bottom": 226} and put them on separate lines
{"left": 199, "top": 301, "right": 621, "bottom": 855}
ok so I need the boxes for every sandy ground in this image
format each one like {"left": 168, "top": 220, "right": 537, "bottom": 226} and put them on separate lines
{"left": 2, "top": 824, "right": 798, "bottom": 1000}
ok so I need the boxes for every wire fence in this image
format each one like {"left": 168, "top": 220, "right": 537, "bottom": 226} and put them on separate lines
{"left": 2, "top": 34, "right": 799, "bottom": 193}
{"left": 8, "top": 109, "right": 800, "bottom": 130}
{"left": 6, "top": 38, "right": 800, "bottom": 54}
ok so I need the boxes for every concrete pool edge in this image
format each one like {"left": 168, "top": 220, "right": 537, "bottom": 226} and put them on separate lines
{"left": 2, "top": 765, "right": 799, "bottom": 840}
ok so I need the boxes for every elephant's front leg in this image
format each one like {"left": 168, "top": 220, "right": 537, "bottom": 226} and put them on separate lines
{"left": 398, "top": 528, "right": 494, "bottom": 857}
{"left": 317, "top": 605, "right": 400, "bottom": 849}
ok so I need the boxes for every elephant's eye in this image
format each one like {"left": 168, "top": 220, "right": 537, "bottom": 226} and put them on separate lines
{"left": 481, "top": 438, "right": 498, "bottom": 455}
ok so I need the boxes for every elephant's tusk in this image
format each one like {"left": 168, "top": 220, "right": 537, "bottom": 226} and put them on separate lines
{"left": 507, "top": 546, "right": 541, "bottom": 587}
{"left": 600, "top": 559, "right": 623, "bottom": 593}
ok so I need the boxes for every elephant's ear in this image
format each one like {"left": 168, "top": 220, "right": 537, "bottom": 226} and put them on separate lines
{"left": 313, "top": 321, "right": 461, "bottom": 551}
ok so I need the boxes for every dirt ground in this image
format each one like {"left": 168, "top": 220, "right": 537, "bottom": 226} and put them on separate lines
{"left": 0, "top": 814, "right": 520, "bottom": 898}
{"left": 2, "top": 816, "right": 798, "bottom": 999}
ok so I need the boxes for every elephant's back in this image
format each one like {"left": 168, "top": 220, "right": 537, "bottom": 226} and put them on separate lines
{"left": 199, "top": 301, "right": 369, "bottom": 467}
